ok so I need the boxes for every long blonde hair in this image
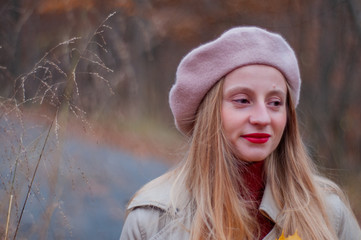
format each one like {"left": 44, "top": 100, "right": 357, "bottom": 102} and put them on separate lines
{"left": 171, "top": 78, "right": 343, "bottom": 239}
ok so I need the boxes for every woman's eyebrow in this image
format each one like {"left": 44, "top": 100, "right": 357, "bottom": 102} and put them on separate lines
{"left": 223, "top": 87, "right": 287, "bottom": 100}
{"left": 224, "top": 86, "right": 253, "bottom": 96}
{"left": 267, "top": 89, "right": 287, "bottom": 98}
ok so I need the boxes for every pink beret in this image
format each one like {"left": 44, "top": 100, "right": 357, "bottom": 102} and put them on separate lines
{"left": 169, "top": 26, "right": 301, "bottom": 135}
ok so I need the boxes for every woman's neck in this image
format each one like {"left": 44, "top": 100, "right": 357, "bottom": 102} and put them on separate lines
{"left": 239, "top": 160, "right": 266, "bottom": 205}
{"left": 239, "top": 160, "right": 274, "bottom": 239}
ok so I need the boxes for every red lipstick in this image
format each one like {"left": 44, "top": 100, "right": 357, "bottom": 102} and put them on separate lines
{"left": 242, "top": 133, "right": 271, "bottom": 144}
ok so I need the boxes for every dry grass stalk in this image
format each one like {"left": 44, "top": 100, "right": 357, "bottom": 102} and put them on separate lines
{"left": 5, "top": 194, "right": 13, "bottom": 240}
{"left": 1, "top": 11, "right": 118, "bottom": 239}
{"left": 12, "top": 116, "right": 55, "bottom": 240}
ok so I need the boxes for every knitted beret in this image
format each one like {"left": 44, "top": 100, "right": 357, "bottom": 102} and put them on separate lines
{"left": 169, "top": 26, "right": 301, "bottom": 135}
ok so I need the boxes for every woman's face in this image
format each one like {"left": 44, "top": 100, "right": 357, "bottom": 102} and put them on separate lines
{"left": 221, "top": 65, "right": 287, "bottom": 162}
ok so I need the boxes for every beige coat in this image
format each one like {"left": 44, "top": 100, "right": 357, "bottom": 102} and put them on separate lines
{"left": 120, "top": 176, "right": 361, "bottom": 240}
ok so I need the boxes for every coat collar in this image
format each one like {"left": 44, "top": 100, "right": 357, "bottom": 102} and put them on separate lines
{"left": 259, "top": 181, "right": 281, "bottom": 223}
{"left": 128, "top": 174, "right": 281, "bottom": 224}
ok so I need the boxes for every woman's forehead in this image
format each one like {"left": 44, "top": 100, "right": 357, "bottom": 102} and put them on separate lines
{"left": 223, "top": 65, "right": 287, "bottom": 93}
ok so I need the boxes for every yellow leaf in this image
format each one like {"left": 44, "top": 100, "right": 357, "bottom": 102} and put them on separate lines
{"left": 277, "top": 230, "right": 302, "bottom": 240}
{"left": 276, "top": 231, "right": 286, "bottom": 240}
{"left": 286, "top": 230, "right": 302, "bottom": 240}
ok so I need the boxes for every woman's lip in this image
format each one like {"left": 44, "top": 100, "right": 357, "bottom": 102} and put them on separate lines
{"left": 242, "top": 133, "right": 271, "bottom": 144}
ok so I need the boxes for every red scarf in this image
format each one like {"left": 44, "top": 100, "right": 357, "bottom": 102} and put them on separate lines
{"left": 240, "top": 161, "right": 274, "bottom": 239}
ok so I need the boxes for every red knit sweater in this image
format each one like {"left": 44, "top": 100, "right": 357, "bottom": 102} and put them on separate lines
{"left": 240, "top": 161, "right": 274, "bottom": 239}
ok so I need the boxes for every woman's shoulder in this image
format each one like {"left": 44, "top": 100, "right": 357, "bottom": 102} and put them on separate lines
{"left": 120, "top": 204, "right": 166, "bottom": 240}
{"left": 120, "top": 171, "right": 192, "bottom": 240}
{"left": 316, "top": 176, "right": 361, "bottom": 238}
{"left": 316, "top": 175, "right": 351, "bottom": 217}
{"left": 324, "top": 192, "right": 361, "bottom": 239}
{"left": 127, "top": 170, "right": 190, "bottom": 212}
{"left": 127, "top": 172, "right": 175, "bottom": 211}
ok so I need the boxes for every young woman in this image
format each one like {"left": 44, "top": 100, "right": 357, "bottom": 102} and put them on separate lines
{"left": 120, "top": 26, "right": 361, "bottom": 240}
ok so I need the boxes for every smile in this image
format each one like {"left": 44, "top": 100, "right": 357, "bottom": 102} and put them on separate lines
{"left": 242, "top": 133, "right": 271, "bottom": 144}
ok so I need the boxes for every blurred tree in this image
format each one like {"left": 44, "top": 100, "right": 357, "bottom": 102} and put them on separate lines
{"left": 0, "top": 0, "right": 360, "bottom": 172}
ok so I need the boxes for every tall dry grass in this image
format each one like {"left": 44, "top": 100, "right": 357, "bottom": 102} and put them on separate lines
{"left": 0, "top": 12, "right": 117, "bottom": 239}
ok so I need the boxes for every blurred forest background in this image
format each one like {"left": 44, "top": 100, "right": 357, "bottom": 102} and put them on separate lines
{"left": 1, "top": 0, "right": 361, "bottom": 239}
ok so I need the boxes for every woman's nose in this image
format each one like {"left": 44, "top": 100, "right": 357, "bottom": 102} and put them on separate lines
{"left": 249, "top": 103, "right": 271, "bottom": 126}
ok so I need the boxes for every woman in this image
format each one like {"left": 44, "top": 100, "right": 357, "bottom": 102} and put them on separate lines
{"left": 120, "top": 27, "right": 361, "bottom": 240}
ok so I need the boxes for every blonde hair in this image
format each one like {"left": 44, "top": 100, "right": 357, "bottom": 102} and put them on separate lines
{"left": 171, "top": 78, "right": 344, "bottom": 239}
{"left": 266, "top": 91, "right": 341, "bottom": 239}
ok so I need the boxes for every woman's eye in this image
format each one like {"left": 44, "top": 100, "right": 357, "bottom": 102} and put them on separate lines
{"left": 233, "top": 98, "right": 250, "bottom": 104}
{"left": 269, "top": 100, "right": 283, "bottom": 107}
